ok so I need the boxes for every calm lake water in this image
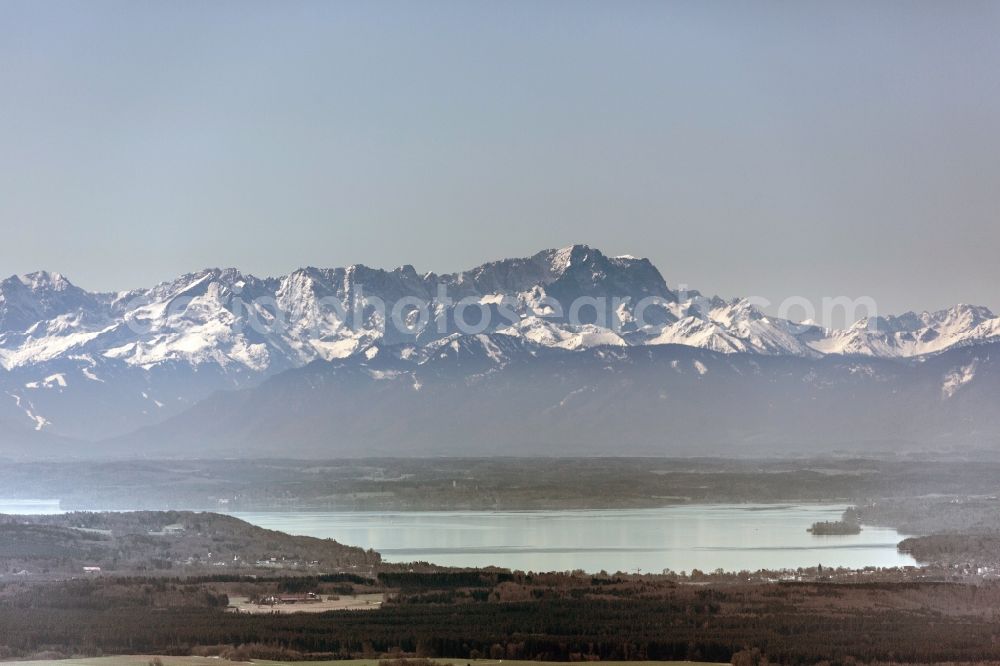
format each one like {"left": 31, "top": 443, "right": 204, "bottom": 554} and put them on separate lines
{"left": 233, "top": 504, "right": 916, "bottom": 573}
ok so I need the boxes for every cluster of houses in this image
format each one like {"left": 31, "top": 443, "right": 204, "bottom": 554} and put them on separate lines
{"left": 257, "top": 592, "right": 322, "bottom": 605}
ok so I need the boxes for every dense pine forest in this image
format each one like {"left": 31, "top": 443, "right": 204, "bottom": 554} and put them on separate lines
{"left": 5, "top": 572, "right": 1000, "bottom": 664}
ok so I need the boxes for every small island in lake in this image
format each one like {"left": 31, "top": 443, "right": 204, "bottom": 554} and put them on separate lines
{"left": 808, "top": 507, "right": 862, "bottom": 535}
{"left": 808, "top": 520, "right": 862, "bottom": 535}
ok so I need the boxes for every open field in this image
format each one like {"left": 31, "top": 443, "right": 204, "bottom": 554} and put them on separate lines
{"left": 0, "top": 655, "right": 720, "bottom": 666}
{"left": 227, "top": 593, "right": 384, "bottom": 614}
{"left": 2, "top": 659, "right": 246, "bottom": 666}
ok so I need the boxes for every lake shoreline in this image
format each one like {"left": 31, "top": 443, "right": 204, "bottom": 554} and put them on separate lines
{"left": 232, "top": 503, "right": 915, "bottom": 573}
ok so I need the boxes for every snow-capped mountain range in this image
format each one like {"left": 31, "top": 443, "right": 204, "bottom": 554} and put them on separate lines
{"left": 2, "top": 244, "right": 998, "bottom": 454}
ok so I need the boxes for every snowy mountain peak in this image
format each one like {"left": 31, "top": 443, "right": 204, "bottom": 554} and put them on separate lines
{"left": 2, "top": 246, "right": 999, "bottom": 386}
{"left": 926, "top": 303, "right": 995, "bottom": 328}
{"left": 809, "top": 303, "right": 1000, "bottom": 357}
{"left": 19, "top": 270, "right": 73, "bottom": 291}
{"left": 4, "top": 246, "right": 1000, "bottom": 444}
{"left": 0, "top": 271, "right": 104, "bottom": 335}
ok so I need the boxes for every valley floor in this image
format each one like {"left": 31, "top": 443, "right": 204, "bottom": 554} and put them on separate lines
{"left": 0, "top": 654, "right": 706, "bottom": 666}
{"left": 5, "top": 571, "right": 1000, "bottom": 663}
{"left": 8, "top": 459, "right": 1000, "bottom": 664}
{"left": 8, "top": 457, "right": 1000, "bottom": 513}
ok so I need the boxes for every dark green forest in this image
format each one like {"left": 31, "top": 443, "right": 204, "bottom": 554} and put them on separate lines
{"left": 5, "top": 574, "right": 1000, "bottom": 664}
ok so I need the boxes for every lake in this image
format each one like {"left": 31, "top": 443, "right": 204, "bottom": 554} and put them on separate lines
{"left": 233, "top": 503, "right": 916, "bottom": 573}
{"left": 0, "top": 499, "right": 915, "bottom": 572}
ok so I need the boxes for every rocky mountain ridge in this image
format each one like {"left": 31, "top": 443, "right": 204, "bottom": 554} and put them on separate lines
{"left": 2, "top": 245, "right": 998, "bottom": 451}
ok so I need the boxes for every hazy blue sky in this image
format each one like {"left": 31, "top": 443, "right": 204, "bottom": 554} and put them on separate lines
{"left": 1, "top": 0, "right": 998, "bottom": 318}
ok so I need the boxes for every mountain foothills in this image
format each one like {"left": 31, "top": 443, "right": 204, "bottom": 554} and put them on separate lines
{"left": 1, "top": 245, "right": 999, "bottom": 457}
